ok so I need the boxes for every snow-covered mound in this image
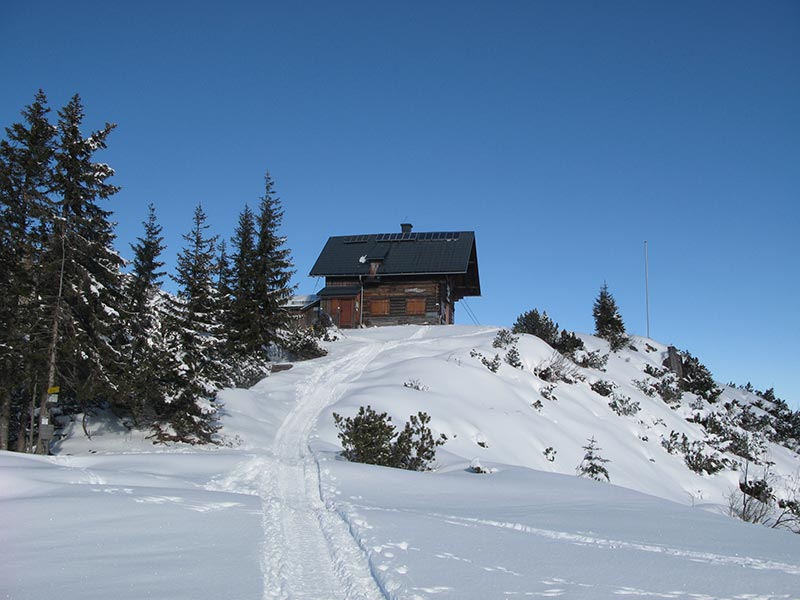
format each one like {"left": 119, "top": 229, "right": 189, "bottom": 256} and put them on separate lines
{"left": 302, "top": 325, "right": 798, "bottom": 509}
{"left": 3, "top": 325, "right": 799, "bottom": 599}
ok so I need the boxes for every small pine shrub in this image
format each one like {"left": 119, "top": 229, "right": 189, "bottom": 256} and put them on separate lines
{"left": 333, "top": 406, "right": 397, "bottom": 466}
{"left": 333, "top": 406, "right": 447, "bottom": 471}
{"left": 541, "top": 384, "right": 558, "bottom": 401}
{"left": 576, "top": 437, "right": 610, "bottom": 482}
{"left": 575, "top": 349, "right": 608, "bottom": 371}
{"left": 511, "top": 310, "right": 584, "bottom": 357}
{"left": 660, "top": 430, "right": 729, "bottom": 475}
{"left": 654, "top": 374, "right": 683, "bottom": 405}
{"left": 633, "top": 378, "right": 657, "bottom": 398}
{"left": 492, "top": 328, "right": 517, "bottom": 349}
{"left": 535, "top": 352, "right": 583, "bottom": 383}
{"left": 543, "top": 446, "right": 557, "bottom": 462}
{"left": 312, "top": 312, "right": 338, "bottom": 341}
{"left": 608, "top": 394, "right": 641, "bottom": 416}
{"left": 680, "top": 352, "right": 722, "bottom": 403}
{"left": 699, "top": 413, "right": 766, "bottom": 463}
{"left": 504, "top": 345, "right": 523, "bottom": 369}
{"left": 512, "top": 309, "right": 559, "bottom": 345}
{"left": 470, "top": 350, "right": 501, "bottom": 373}
{"left": 644, "top": 364, "right": 668, "bottom": 378}
{"left": 392, "top": 412, "right": 448, "bottom": 471}
{"left": 280, "top": 327, "right": 328, "bottom": 360}
{"left": 482, "top": 354, "right": 501, "bottom": 373}
{"left": 532, "top": 399, "right": 544, "bottom": 411}
{"left": 661, "top": 430, "right": 682, "bottom": 454}
{"left": 403, "top": 379, "right": 429, "bottom": 391}
{"left": 554, "top": 329, "right": 585, "bottom": 356}
{"left": 469, "top": 458, "right": 490, "bottom": 474}
{"left": 590, "top": 380, "right": 616, "bottom": 397}
{"left": 683, "top": 441, "right": 727, "bottom": 475}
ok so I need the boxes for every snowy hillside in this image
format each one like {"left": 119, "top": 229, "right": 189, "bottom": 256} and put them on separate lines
{"left": 3, "top": 325, "right": 800, "bottom": 599}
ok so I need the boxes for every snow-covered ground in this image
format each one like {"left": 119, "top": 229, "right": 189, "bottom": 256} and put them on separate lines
{"left": 2, "top": 325, "right": 799, "bottom": 599}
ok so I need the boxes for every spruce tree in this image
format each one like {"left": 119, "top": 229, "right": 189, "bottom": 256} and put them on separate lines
{"left": 592, "top": 283, "right": 628, "bottom": 351}
{"left": 253, "top": 172, "right": 295, "bottom": 348}
{"left": 127, "top": 204, "right": 166, "bottom": 316}
{"left": 0, "top": 91, "right": 56, "bottom": 450}
{"left": 512, "top": 309, "right": 559, "bottom": 345}
{"left": 120, "top": 204, "right": 176, "bottom": 426}
{"left": 36, "top": 94, "right": 122, "bottom": 452}
{"left": 162, "top": 204, "right": 224, "bottom": 443}
{"left": 576, "top": 437, "right": 611, "bottom": 482}
{"left": 227, "top": 205, "right": 259, "bottom": 354}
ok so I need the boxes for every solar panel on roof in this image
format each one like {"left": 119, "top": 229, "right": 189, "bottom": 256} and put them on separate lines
{"left": 343, "top": 234, "right": 372, "bottom": 243}
{"left": 346, "top": 231, "right": 463, "bottom": 244}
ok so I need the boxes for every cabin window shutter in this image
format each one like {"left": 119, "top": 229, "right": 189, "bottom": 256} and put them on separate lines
{"left": 371, "top": 299, "right": 390, "bottom": 316}
{"left": 406, "top": 298, "right": 425, "bottom": 315}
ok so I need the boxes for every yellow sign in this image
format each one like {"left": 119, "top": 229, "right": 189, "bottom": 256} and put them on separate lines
{"left": 47, "top": 386, "right": 60, "bottom": 395}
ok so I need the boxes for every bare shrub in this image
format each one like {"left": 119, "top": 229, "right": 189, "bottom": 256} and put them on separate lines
{"left": 535, "top": 352, "right": 583, "bottom": 384}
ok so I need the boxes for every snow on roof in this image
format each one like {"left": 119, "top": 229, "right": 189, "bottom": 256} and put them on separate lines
{"left": 283, "top": 295, "right": 320, "bottom": 309}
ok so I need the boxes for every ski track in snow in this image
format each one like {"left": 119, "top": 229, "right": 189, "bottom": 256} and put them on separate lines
{"left": 343, "top": 503, "right": 800, "bottom": 577}
{"left": 213, "top": 341, "right": 397, "bottom": 600}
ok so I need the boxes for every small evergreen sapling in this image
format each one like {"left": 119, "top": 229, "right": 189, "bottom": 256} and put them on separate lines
{"left": 492, "top": 328, "right": 517, "bottom": 349}
{"left": 592, "top": 284, "right": 628, "bottom": 351}
{"left": 333, "top": 406, "right": 396, "bottom": 467}
{"left": 504, "top": 345, "right": 523, "bottom": 369}
{"left": 511, "top": 309, "right": 585, "bottom": 356}
{"left": 576, "top": 437, "right": 611, "bottom": 482}
{"left": 590, "top": 380, "right": 616, "bottom": 397}
{"left": 333, "top": 405, "right": 446, "bottom": 471}
{"left": 512, "top": 309, "right": 559, "bottom": 344}
{"left": 680, "top": 352, "right": 722, "bottom": 403}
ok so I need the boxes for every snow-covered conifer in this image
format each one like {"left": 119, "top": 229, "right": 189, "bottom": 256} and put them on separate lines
{"left": 592, "top": 283, "right": 627, "bottom": 351}
{"left": 576, "top": 437, "right": 611, "bottom": 482}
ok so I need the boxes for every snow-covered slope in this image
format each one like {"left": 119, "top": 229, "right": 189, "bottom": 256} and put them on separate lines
{"left": 2, "top": 325, "right": 799, "bottom": 599}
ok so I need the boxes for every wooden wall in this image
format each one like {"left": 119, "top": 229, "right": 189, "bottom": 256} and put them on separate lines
{"left": 320, "top": 276, "right": 458, "bottom": 328}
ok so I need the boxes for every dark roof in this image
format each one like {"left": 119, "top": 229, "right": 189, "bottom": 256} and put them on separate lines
{"left": 310, "top": 231, "right": 476, "bottom": 277}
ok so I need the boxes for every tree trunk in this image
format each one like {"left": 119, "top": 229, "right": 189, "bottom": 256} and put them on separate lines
{"left": 0, "top": 387, "right": 10, "bottom": 451}
{"left": 36, "top": 223, "right": 65, "bottom": 455}
{"left": 36, "top": 308, "right": 59, "bottom": 455}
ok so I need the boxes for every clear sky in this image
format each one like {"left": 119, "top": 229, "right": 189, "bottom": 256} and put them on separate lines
{"left": 2, "top": 1, "right": 798, "bottom": 406}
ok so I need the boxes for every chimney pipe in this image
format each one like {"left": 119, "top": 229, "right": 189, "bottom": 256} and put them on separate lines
{"left": 401, "top": 223, "right": 413, "bottom": 233}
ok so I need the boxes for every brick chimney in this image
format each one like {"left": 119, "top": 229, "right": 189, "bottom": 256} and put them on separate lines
{"left": 401, "top": 223, "right": 413, "bottom": 233}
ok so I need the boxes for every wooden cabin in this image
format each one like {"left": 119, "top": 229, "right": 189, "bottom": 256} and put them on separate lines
{"left": 283, "top": 295, "right": 321, "bottom": 328}
{"left": 309, "top": 224, "right": 481, "bottom": 328}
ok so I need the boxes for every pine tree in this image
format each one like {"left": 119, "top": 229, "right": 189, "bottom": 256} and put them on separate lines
{"left": 120, "top": 204, "right": 176, "bottom": 426}
{"left": 592, "top": 283, "right": 627, "bottom": 351}
{"left": 253, "top": 172, "right": 295, "bottom": 347}
{"left": 0, "top": 91, "right": 56, "bottom": 450}
{"left": 127, "top": 204, "right": 166, "bottom": 316}
{"left": 227, "top": 205, "right": 259, "bottom": 354}
{"left": 576, "top": 436, "right": 611, "bottom": 482}
{"left": 512, "top": 309, "right": 559, "bottom": 345}
{"left": 36, "top": 94, "right": 122, "bottom": 452}
{"left": 162, "top": 204, "right": 224, "bottom": 443}
{"left": 216, "top": 238, "right": 233, "bottom": 318}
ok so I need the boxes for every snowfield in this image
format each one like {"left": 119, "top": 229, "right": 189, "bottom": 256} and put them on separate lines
{"left": 2, "top": 325, "right": 799, "bottom": 599}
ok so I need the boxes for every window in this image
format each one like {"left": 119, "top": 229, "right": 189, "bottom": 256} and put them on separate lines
{"left": 371, "top": 298, "right": 389, "bottom": 316}
{"left": 406, "top": 298, "right": 425, "bottom": 315}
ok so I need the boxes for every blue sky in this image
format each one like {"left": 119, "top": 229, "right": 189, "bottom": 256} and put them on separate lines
{"left": 2, "top": 1, "right": 798, "bottom": 406}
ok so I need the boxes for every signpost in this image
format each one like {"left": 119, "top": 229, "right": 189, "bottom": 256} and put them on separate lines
{"left": 40, "top": 386, "right": 59, "bottom": 444}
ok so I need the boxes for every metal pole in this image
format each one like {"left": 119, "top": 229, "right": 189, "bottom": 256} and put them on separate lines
{"left": 644, "top": 240, "right": 650, "bottom": 339}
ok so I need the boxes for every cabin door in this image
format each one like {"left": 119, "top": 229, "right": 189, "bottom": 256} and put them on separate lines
{"left": 333, "top": 297, "right": 355, "bottom": 328}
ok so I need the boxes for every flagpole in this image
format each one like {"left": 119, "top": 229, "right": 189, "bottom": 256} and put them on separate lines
{"left": 644, "top": 240, "right": 650, "bottom": 339}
